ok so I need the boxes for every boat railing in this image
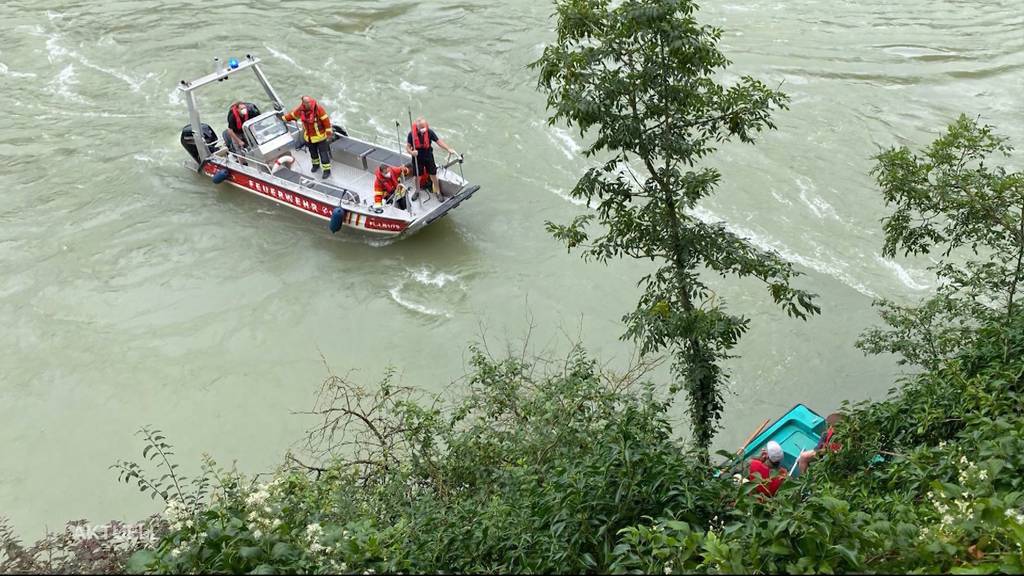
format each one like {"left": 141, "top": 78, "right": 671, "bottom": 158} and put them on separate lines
{"left": 341, "top": 126, "right": 410, "bottom": 157}
{"left": 227, "top": 151, "right": 275, "bottom": 173}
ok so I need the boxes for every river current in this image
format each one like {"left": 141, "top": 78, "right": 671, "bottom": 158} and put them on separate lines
{"left": 1, "top": 0, "right": 1021, "bottom": 536}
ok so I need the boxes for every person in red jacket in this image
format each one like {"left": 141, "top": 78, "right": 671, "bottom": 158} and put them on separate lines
{"left": 797, "top": 413, "right": 844, "bottom": 474}
{"left": 372, "top": 164, "right": 411, "bottom": 213}
{"left": 748, "top": 440, "right": 787, "bottom": 498}
{"left": 282, "top": 96, "right": 333, "bottom": 179}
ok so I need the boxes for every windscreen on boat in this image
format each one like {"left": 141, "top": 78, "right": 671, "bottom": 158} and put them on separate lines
{"left": 249, "top": 115, "right": 288, "bottom": 146}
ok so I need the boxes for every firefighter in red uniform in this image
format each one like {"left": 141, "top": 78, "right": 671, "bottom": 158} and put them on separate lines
{"left": 372, "top": 164, "right": 412, "bottom": 213}
{"left": 282, "top": 96, "right": 333, "bottom": 179}
{"left": 405, "top": 117, "right": 457, "bottom": 198}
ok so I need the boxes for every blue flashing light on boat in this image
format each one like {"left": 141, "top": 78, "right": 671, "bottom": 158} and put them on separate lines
{"left": 228, "top": 58, "right": 239, "bottom": 69}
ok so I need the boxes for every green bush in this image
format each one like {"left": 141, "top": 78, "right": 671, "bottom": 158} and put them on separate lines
{"left": 116, "top": 315, "right": 1024, "bottom": 574}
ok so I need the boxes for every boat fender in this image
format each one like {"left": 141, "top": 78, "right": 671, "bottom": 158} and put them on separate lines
{"left": 212, "top": 168, "right": 231, "bottom": 184}
{"left": 271, "top": 155, "right": 295, "bottom": 174}
{"left": 329, "top": 207, "right": 345, "bottom": 234}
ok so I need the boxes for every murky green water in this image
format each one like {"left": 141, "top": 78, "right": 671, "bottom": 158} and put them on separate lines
{"left": 1, "top": 0, "right": 1021, "bottom": 536}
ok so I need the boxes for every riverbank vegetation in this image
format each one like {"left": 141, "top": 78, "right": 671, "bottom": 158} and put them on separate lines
{"left": 6, "top": 303, "right": 1020, "bottom": 574}
{"left": 3, "top": 0, "right": 1022, "bottom": 573}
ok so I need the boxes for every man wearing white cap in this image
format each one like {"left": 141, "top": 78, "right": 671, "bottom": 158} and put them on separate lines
{"left": 747, "top": 440, "right": 787, "bottom": 498}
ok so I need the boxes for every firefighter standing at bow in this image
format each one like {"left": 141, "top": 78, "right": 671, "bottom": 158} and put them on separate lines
{"left": 406, "top": 117, "right": 457, "bottom": 198}
{"left": 282, "top": 96, "right": 333, "bottom": 179}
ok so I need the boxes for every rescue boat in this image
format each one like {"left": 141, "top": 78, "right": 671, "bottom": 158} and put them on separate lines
{"left": 177, "top": 55, "right": 480, "bottom": 239}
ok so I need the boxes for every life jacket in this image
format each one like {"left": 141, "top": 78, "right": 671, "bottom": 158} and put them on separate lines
{"left": 411, "top": 119, "right": 432, "bottom": 151}
{"left": 230, "top": 103, "right": 251, "bottom": 134}
{"left": 749, "top": 459, "right": 785, "bottom": 498}
{"left": 816, "top": 426, "right": 841, "bottom": 453}
{"left": 287, "top": 97, "right": 330, "bottom": 141}
{"left": 374, "top": 166, "right": 400, "bottom": 196}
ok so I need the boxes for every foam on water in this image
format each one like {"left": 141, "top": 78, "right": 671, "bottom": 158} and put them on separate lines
{"left": 42, "top": 30, "right": 150, "bottom": 94}
{"left": 0, "top": 62, "right": 37, "bottom": 79}
{"left": 411, "top": 266, "right": 460, "bottom": 288}
{"left": 795, "top": 177, "right": 842, "bottom": 222}
{"left": 399, "top": 80, "right": 428, "bottom": 94}
{"left": 874, "top": 255, "right": 931, "bottom": 291}
{"left": 689, "top": 205, "right": 877, "bottom": 298}
{"left": 544, "top": 184, "right": 588, "bottom": 207}
{"left": 545, "top": 125, "right": 582, "bottom": 160}
{"left": 46, "top": 64, "right": 88, "bottom": 105}
{"left": 264, "top": 45, "right": 316, "bottom": 76}
{"left": 388, "top": 285, "right": 450, "bottom": 318}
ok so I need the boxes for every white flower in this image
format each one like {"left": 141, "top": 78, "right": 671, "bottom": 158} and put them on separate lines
{"left": 271, "top": 519, "right": 281, "bottom": 529}
{"left": 978, "top": 469, "right": 988, "bottom": 481}
{"left": 163, "top": 499, "right": 188, "bottom": 523}
{"left": 664, "top": 563, "right": 674, "bottom": 575}
{"left": 253, "top": 529, "right": 263, "bottom": 539}
{"left": 170, "top": 547, "right": 181, "bottom": 558}
{"left": 245, "top": 489, "right": 270, "bottom": 508}
{"left": 185, "top": 519, "right": 194, "bottom": 529}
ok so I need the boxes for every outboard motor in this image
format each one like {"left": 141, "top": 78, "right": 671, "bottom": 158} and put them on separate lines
{"left": 180, "top": 123, "right": 219, "bottom": 162}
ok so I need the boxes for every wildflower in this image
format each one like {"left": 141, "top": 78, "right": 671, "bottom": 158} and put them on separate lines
{"left": 170, "top": 548, "right": 181, "bottom": 558}
{"left": 271, "top": 518, "right": 282, "bottom": 529}
{"left": 163, "top": 500, "right": 187, "bottom": 523}
{"left": 1006, "top": 509, "right": 1024, "bottom": 524}
{"left": 245, "top": 487, "right": 270, "bottom": 508}
{"left": 185, "top": 519, "right": 194, "bottom": 529}
{"left": 253, "top": 529, "right": 263, "bottom": 539}
{"left": 664, "top": 563, "right": 675, "bottom": 575}
{"left": 978, "top": 469, "right": 988, "bottom": 481}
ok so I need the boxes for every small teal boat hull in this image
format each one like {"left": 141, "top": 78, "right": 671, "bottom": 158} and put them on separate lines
{"left": 740, "top": 404, "right": 826, "bottom": 477}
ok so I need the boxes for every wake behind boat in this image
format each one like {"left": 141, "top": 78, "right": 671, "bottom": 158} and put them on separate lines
{"left": 177, "top": 54, "right": 480, "bottom": 239}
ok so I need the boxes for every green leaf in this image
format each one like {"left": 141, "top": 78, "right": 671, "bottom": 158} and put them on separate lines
{"left": 832, "top": 545, "right": 860, "bottom": 567}
{"left": 126, "top": 549, "right": 156, "bottom": 573}
{"left": 271, "top": 541, "right": 293, "bottom": 560}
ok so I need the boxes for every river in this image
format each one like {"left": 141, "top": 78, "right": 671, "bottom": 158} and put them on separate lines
{"left": 1, "top": 0, "right": 1021, "bottom": 537}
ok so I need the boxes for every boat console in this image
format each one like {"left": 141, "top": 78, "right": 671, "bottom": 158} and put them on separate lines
{"left": 242, "top": 112, "right": 300, "bottom": 164}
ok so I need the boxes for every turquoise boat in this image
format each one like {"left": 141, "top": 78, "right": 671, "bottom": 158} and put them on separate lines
{"left": 735, "top": 403, "right": 827, "bottom": 478}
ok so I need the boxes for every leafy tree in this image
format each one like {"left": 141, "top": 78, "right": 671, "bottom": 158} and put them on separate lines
{"left": 858, "top": 114, "right": 1024, "bottom": 370}
{"left": 530, "top": 0, "right": 819, "bottom": 452}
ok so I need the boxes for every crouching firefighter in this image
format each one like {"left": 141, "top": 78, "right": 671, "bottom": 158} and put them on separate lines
{"left": 372, "top": 164, "right": 411, "bottom": 213}
{"left": 282, "top": 96, "right": 333, "bottom": 179}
